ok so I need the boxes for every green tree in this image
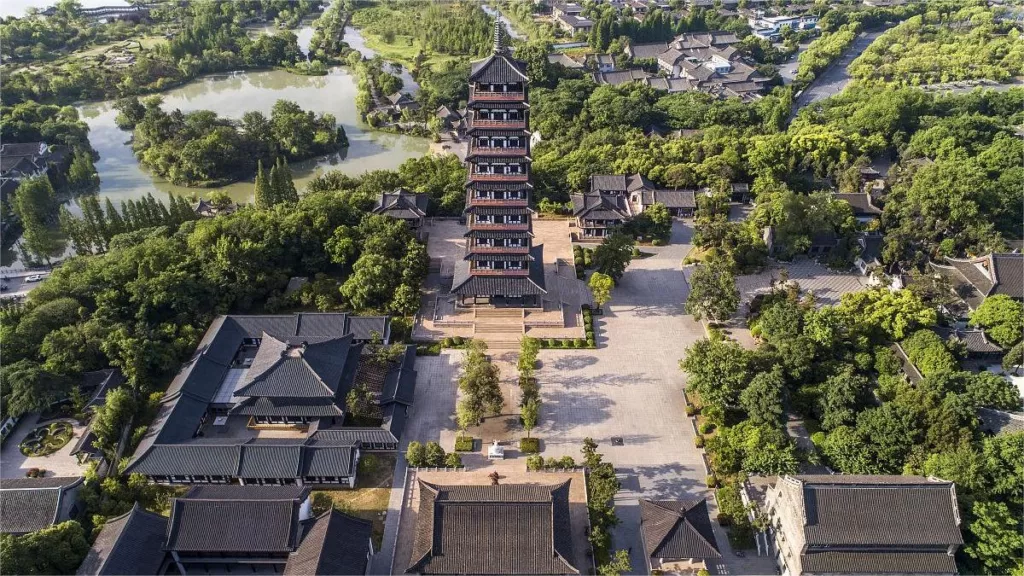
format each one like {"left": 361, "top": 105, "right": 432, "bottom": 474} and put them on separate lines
{"left": 345, "top": 384, "right": 374, "bottom": 419}
{"left": 1003, "top": 341, "right": 1024, "bottom": 373}
{"left": 964, "top": 501, "right": 1024, "bottom": 576}
{"left": 424, "top": 441, "right": 446, "bottom": 467}
{"left": 0, "top": 521, "right": 90, "bottom": 575}
{"left": 855, "top": 404, "right": 919, "bottom": 473}
{"left": 818, "top": 366, "right": 870, "bottom": 430}
{"left": 67, "top": 148, "right": 98, "bottom": 191}
{"left": 820, "top": 425, "right": 874, "bottom": 474}
{"left": 593, "top": 232, "right": 634, "bottom": 281}
{"left": 680, "top": 337, "right": 751, "bottom": 411}
{"left": 837, "top": 289, "right": 937, "bottom": 340}
{"left": 12, "top": 177, "right": 61, "bottom": 263}
{"left": 518, "top": 336, "right": 541, "bottom": 382}
{"left": 274, "top": 157, "right": 299, "bottom": 203}
{"left": 405, "top": 440, "right": 425, "bottom": 467}
{"left": 965, "top": 371, "right": 1021, "bottom": 410}
{"left": 598, "top": 549, "right": 632, "bottom": 576}
{"left": 89, "top": 386, "right": 138, "bottom": 461}
{"left": 254, "top": 159, "right": 274, "bottom": 208}
{"left": 740, "top": 367, "right": 786, "bottom": 427}
{"left": 458, "top": 340, "right": 503, "bottom": 417}
{"left": 970, "top": 294, "right": 1024, "bottom": 349}
{"left": 686, "top": 258, "right": 739, "bottom": 322}
{"left": 521, "top": 397, "right": 540, "bottom": 439}
{"left": 588, "top": 271, "right": 614, "bottom": 311}
{"left": 644, "top": 202, "right": 673, "bottom": 240}
{"left": 0, "top": 359, "right": 71, "bottom": 417}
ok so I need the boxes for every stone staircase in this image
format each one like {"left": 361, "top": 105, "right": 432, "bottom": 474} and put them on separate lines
{"left": 473, "top": 308, "right": 524, "bottom": 350}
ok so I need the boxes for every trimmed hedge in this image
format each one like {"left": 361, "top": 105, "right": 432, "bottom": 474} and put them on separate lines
{"left": 454, "top": 435, "right": 475, "bottom": 452}
{"left": 520, "top": 437, "right": 540, "bottom": 453}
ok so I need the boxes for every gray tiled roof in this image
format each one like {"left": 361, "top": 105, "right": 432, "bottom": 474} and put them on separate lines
{"left": 285, "top": 510, "right": 373, "bottom": 576}
{"left": 309, "top": 428, "right": 399, "bottom": 446}
{"left": 470, "top": 52, "right": 528, "bottom": 84}
{"left": 381, "top": 346, "right": 417, "bottom": 406}
{"left": 641, "top": 189, "right": 697, "bottom": 209}
{"left": 184, "top": 485, "right": 310, "bottom": 501}
{"left": 590, "top": 174, "right": 628, "bottom": 193}
{"left": 798, "top": 476, "right": 963, "bottom": 547}
{"left": 932, "top": 327, "right": 1003, "bottom": 355}
{"left": 236, "top": 444, "right": 303, "bottom": 479}
{"left": 76, "top": 504, "right": 167, "bottom": 575}
{"left": 230, "top": 396, "right": 344, "bottom": 417}
{"left": 467, "top": 206, "right": 532, "bottom": 216}
{"left": 0, "top": 477, "right": 81, "bottom": 535}
{"left": 129, "top": 444, "right": 242, "bottom": 477}
{"left": 990, "top": 253, "right": 1024, "bottom": 298}
{"left": 834, "top": 192, "right": 882, "bottom": 216}
{"left": 626, "top": 42, "right": 669, "bottom": 59}
{"left": 235, "top": 334, "right": 352, "bottom": 399}
{"left": 639, "top": 499, "right": 721, "bottom": 561}
{"left": 408, "top": 481, "right": 579, "bottom": 575}
{"left": 301, "top": 446, "right": 358, "bottom": 477}
{"left": 977, "top": 407, "right": 1024, "bottom": 435}
{"left": 382, "top": 403, "right": 410, "bottom": 439}
{"left": 571, "top": 193, "right": 631, "bottom": 220}
{"left": 375, "top": 188, "right": 429, "bottom": 219}
{"left": 451, "top": 246, "right": 547, "bottom": 297}
{"left": 800, "top": 551, "right": 957, "bottom": 574}
{"left": 165, "top": 498, "right": 300, "bottom": 553}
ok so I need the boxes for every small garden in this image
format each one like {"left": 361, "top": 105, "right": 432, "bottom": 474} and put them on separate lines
{"left": 405, "top": 441, "right": 462, "bottom": 468}
{"left": 310, "top": 453, "right": 398, "bottom": 548}
{"left": 19, "top": 421, "right": 74, "bottom": 457}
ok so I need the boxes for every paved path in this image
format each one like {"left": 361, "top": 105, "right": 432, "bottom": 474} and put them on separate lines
{"left": 792, "top": 28, "right": 891, "bottom": 113}
{"left": 736, "top": 259, "right": 869, "bottom": 307}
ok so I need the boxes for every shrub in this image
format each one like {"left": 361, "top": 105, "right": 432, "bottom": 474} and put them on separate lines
{"left": 694, "top": 435, "right": 705, "bottom": 448}
{"left": 587, "top": 338, "right": 595, "bottom": 348}
{"left": 526, "top": 454, "right": 544, "bottom": 471}
{"left": 574, "top": 257, "right": 584, "bottom": 267}
{"left": 444, "top": 453, "right": 463, "bottom": 467}
{"left": 574, "top": 338, "right": 585, "bottom": 348}
{"left": 519, "top": 437, "right": 541, "bottom": 453}
{"left": 544, "top": 457, "right": 559, "bottom": 468}
{"left": 416, "top": 342, "right": 441, "bottom": 356}
{"left": 706, "top": 474, "right": 718, "bottom": 488}
{"left": 546, "top": 338, "right": 557, "bottom": 348}
{"left": 558, "top": 456, "right": 576, "bottom": 468}
{"left": 406, "top": 441, "right": 425, "bottom": 467}
{"left": 454, "top": 435, "right": 474, "bottom": 452}
{"left": 685, "top": 404, "right": 696, "bottom": 416}
{"left": 697, "top": 421, "right": 714, "bottom": 434}
{"left": 854, "top": 351, "right": 874, "bottom": 372}
{"left": 452, "top": 336, "right": 464, "bottom": 347}
{"left": 424, "top": 441, "right": 446, "bottom": 467}
{"left": 561, "top": 338, "right": 572, "bottom": 347}
{"left": 810, "top": 431, "right": 826, "bottom": 446}
{"left": 442, "top": 337, "right": 454, "bottom": 347}
{"left": 651, "top": 239, "right": 665, "bottom": 246}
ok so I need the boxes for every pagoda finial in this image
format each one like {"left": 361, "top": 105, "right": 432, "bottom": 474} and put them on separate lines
{"left": 493, "top": 17, "right": 505, "bottom": 53}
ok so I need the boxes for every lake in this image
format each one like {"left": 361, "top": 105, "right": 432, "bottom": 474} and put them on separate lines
{"left": 75, "top": 25, "right": 429, "bottom": 209}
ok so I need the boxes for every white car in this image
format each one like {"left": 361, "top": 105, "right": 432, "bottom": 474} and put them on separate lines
{"left": 24, "top": 274, "right": 44, "bottom": 282}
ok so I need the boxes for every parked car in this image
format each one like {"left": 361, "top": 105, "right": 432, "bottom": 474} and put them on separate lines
{"left": 24, "top": 274, "right": 44, "bottom": 282}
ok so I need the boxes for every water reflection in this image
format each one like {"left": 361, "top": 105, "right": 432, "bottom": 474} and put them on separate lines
{"left": 77, "top": 66, "right": 429, "bottom": 210}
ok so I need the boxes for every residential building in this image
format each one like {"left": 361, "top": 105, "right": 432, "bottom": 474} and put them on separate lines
{"left": 572, "top": 174, "right": 698, "bottom": 238}
{"left": 452, "top": 23, "right": 547, "bottom": 307}
{"left": 435, "top": 105, "right": 465, "bottom": 132}
{"left": 833, "top": 192, "right": 882, "bottom": 223}
{"left": 625, "top": 41, "right": 669, "bottom": 60}
{"left": 932, "top": 326, "right": 1004, "bottom": 359}
{"left": 76, "top": 486, "right": 374, "bottom": 575}
{"left": 762, "top": 475, "right": 963, "bottom": 576}
{"left": 929, "top": 252, "right": 1024, "bottom": 313}
{"left": 192, "top": 198, "right": 238, "bottom": 218}
{"left": 552, "top": 2, "right": 584, "bottom": 18}
{"left": 547, "top": 52, "right": 585, "bottom": 69}
{"left": 0, "top": 142, "right": 68, "bottom": 180}
{"left": 593, "top": 68, "right": 652, "bottom": 87}
{"left": 125, "top": 313, "right": 414, "bottom": 487}
{"left": 373, "top": 188, "right": 429, "bottom": 230}
{"left": 639, "top": 499, "right": 722, "bottom": 573}
{"left": 748, "top": 13, "right": 818, "bottom": 40}
{"left": 0, "top": 477, "right": 84, "bottom": 535}
{"left": 586, "top": 53, "right": 617, "bottom": 72}
{"left": 644, "top": 32, "right": 770, "bottom": 101}
{"left": 387, "top": 92, "right": 421, "bottom": 113}
{"left": 406, "top": 481, "right": 581, "bottom": 574}
{"left": 555, "top": 12, "right": 595, "bottom": 35}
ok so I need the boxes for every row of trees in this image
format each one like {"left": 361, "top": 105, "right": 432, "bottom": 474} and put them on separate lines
{"left": 59, "top": 192, "right": 199, "bottom": 255}
{"left": 121, "top": 97, "right": 346, "bottom": 186}
{"left": 350, "top": 2, "right": 494, "bottom": 59}
{"left": 455, "top": 340, "right": 503, "bottom": 434}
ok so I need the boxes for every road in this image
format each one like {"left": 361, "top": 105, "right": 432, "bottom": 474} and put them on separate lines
{"left": 0, "top": 271, "right": 49, "bottom": 300}
{"left": 791, "top": 28, "right": 889, "bottom": 112}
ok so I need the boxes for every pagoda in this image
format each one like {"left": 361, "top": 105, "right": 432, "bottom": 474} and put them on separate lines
{"left": 451, "top": 21, "right": 546, "bottom": 307}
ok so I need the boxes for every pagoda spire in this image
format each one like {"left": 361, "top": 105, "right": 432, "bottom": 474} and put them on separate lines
{"left": 492, "top": 17, "right": 505, "bottom": 54}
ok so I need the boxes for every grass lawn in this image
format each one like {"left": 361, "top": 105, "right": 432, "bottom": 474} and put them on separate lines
{"left": 314, "top": 452, "right": 397, "bottom": 548}
{"left": 358, "top": 31, "right": 459, "bottom": 70}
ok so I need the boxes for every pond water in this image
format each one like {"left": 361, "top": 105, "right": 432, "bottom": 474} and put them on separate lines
{"left": 342, "top": 25, "right": 419, "bottom": 92}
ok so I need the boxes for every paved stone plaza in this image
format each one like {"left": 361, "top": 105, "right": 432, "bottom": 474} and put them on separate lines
{"left": 376, "top": 222, "right": 777, "bottom": 574}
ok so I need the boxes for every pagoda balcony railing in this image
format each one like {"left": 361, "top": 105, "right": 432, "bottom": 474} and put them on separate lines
{"left": 470, "top": 172, "right": 529, "bottom": 182}
{"left": 470, "top": 222, "right": 530, "bottom": 231}
{"left": 470, "top": 268, "right": 530, "bottom": 276}
{"left": 470, "top": 88, "right": 525, "bottom": 101}
{"left": 468, "top": 197, "right": 528, "bottom": 207}
{"left": 469, "top": 145, "right": 528, "bottom": 156}
{"left": 468, "top": 245, "right": 530, "bottom": 254}
{"left": 471, "top": 119, "right": 528, "bottom": 130}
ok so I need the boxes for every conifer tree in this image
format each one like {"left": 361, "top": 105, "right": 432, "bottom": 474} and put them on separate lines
{"left": 277, "top": 158, "right": 299, "bottom": 203}
{"left": 104, "top": 198, "right": 125, "bottom": 238}
{"left": 254, "top": 159, "right": 274, "bottom": 208}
